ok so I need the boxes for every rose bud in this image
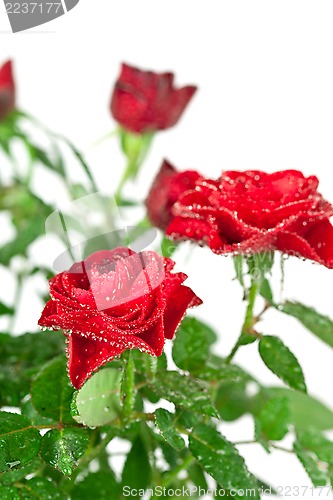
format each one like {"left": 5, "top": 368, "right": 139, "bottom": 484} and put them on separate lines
{"left": 39, "top": 247, "right": 202, "bottom": 389}
{"left": 0, "top": 60, "right": 15, "bottom": 122}
{"left": 146, "top": 159, "right": 202, "bottom": 230}
{"left": 166, "top": 169, "right": 333, "bottom": 268}
{"left": 110, "top": 63, "right": 197, "bottom": 134}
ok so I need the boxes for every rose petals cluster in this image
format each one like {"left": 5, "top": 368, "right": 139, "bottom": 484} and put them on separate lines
{"left": 110, "top": 63, "right": 197, "bottom": 134}
{"left": 38, "top": 247, "right": 202, "bottom": 389}
{"left": 147, "top": 163, "right": 333, "bottom": 268}
{"left": 0, "top": 60, "right": 15, "bottom": 122}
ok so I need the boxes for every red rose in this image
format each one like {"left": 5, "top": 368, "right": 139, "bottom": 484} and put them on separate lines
{"left": 166, "top": 170, "right": 333, "bottom": 268}
{"left": 38, "top": 247, "right": 202, "bottom": 389}
{"left": 110, "top": 63, "right": 197, "bottom": 134}
{"left": 0, "top": 60, "right": 15, "bottom": 122}
{"left": 145, "top": 159, "right": 202, "bottom": 230}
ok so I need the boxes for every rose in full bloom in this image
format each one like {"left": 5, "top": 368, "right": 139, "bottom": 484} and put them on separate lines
{"left": 39, "top": 247, "right": 202, "bottom": 389}
{"left": 145, "top": 159, "right": 202, "bottom": 230}
{"left": 110, "top": 63, "right": 197, "bottom": 134}
{"left": 165, "top": 170, "right": 333, "bottom": 268}
{"left": 0, "top": 60, "right": 15, "bottom": 122}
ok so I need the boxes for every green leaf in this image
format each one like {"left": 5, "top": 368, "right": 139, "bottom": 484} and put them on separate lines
{"left": 279, "top": 301, "right": 333, "bottom": 349}
{"left": 189, "top": 424, "right": 260, "bottom": 499}
{"left": 247, "top": 251, "right": 274, "bottom": 284}
{"left": 0, "top": 331, "right": 64, "bottom": 369}
{"left": 115, "top": 198, "right": 138, "bottom": 207}
{"left": 175, "top": 409, "right": 197, "bottom": 430}
{"left": 154, "top": 409, "right": 185, "bottom": 451}
{"left": 260, "top": 278, "right": 273, "bottom": 303}
{"left": 260, "top": 387, "right": 333, "bottom": 432}
{"left": 61, "top": 136, "right": 97, "bottom": 189}
{"left": 21, "top": 399, "right": 56, "bottom": 427}
{"left": 133, "top": 350, "right": 167, "bottom": 375}
{"left": 0, "top": 186, "right": 53, "bottom": 266}
{"left": 22, "top": 136, "right": 66, "bottom": 178}
{"left": 196, "top": 356, "right": 252, "bottom": 382}
{"left": 0, "top": 457, "right": 42, "bottom": 485}
{"left": 210, "top": 359, "right": 254, "bottom": 422}
{"left": 254, "top": 419, "right": 270, "bottom": 453}
{"left": 233, "top": 255, "right": 245, "bottom": 287}
{"left": 132, "top": 351, "right": 166, "bottom": 402}
{"left": 0, "top": 331, "right": 64, "bottom": 407}
{"left": 215, "top": 379, "right": 250, "bottom": 422}
{"left": 31, "top": 356, "right": 74, "bottom": 424}
{"left": 1, "top": 184, "right": 52, "bottom": 231}
{"left": 259, "top": 335, "right": 307, "bottom": 392}
{"left": 0, "top": 485, "right": 20, "bottom": 500}
{"left": 237, "top": 332, "right": 258, "bottom": 348}
{"left": 161, "top": 237, "right": 177, "bottom": 258}
{"left": 159, "top": 440, "right": 179, "bottom": 469}
{"left": 256, "top": 397, "right": 290, "bottom": 441}
{"left": 150, "top": 371, "right": 217, "bottom": 417}
{"left": 121, "top": 437, "right": 151, "bottom": 490}
{"left": 41, "top": 428, "right": 89, "bottom": 477}
{"left": 17, "top": 477, "right": 66, "bottom": 499}
{"left": 172, "top": 317, "right": 217, "bottom": 372}
{"left": 72, "top": 471, "right": 121, "bottom": 500}
{"left": 294, "top": 441, "right": 328, "bottom": 487}
{"left": 0, "top": 412, "right": 42, "bottom": 473}
{"left": 72, "top": 368, "right": 122, "bottom": 427}
{"left": 297, "top": 429, "right": 333, "bottom": 464}
{"left": 188, "top": 462, "right": 208, "bottom": 490}
{"left": 0, "top": 303, "right": 14, "bottom": 316}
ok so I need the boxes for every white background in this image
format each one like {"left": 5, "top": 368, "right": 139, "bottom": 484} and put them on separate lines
{"left": 1, "top": 1, "right": 333, "bottom": 497}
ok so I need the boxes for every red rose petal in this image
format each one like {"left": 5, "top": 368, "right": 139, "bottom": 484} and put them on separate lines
{"left": 167, "top": 214, "right": 226, "bottom": 251}
{"left": 164, "top": 285, "right": 203, "bottom": 340}
{"left": 68, "top": 328, "right": 158, "bottom": 389}
{"left": 303, "top": 218, "right": 333, "bottom": 267}
{"left": 67, "top": 332, "right": 120, "bottom": 389}
{"left": 137, "top": 318, "right": 165, "bottom": 356}
{"left": 275, "top": 231, "right": 326, "bottom": 264}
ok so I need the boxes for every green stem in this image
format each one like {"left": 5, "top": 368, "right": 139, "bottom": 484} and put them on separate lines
{"left": 143, "top": 355, "right": 157, "bottom": 382}
{"left": 115, "top": 158, "right": 137, "bottom": 202}
{"left": 233, "top": 440, "right": 257, "bottom": 446}
{"left": 121, "top": 351, "right": 136, "bottom": 423}
{"left": 225, "top": 278, "right": 259, "bottom": 364}
{"left": 114, "top": 130, "right": 154, "bottom": 203}
{"left": 233, "top": 440, "right": 294, "bottom": 454}
{"left": 61, "top": 137, "right": 99, "bottom": 193}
